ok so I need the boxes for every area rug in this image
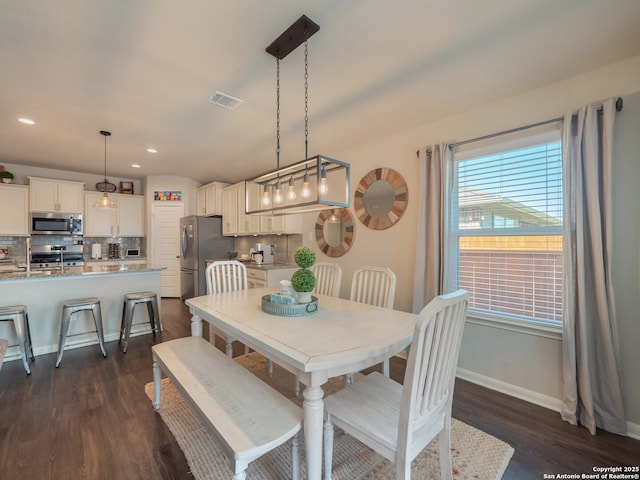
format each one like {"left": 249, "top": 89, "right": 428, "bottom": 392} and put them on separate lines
{"left": 145, "top": 353, "right": 514, "bottom": 479}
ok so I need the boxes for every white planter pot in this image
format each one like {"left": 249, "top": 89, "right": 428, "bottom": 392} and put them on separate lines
{"left": 296, "top": 292, "right": 312, "bottom": 304}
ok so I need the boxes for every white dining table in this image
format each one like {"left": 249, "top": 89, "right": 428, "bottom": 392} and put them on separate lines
{"left": 185, "top": 287, "right": 416, "bottom": 480}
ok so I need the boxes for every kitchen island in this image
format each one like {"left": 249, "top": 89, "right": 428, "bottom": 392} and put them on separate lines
{"left": 0, "top": 264, "right": 163, "bottom": 364}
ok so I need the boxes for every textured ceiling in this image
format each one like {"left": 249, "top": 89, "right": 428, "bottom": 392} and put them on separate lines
{"left": 1, "top": 0, "right": 639, "bottom": 184}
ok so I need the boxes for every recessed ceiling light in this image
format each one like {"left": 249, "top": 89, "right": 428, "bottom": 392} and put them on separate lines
{"left": 18, "top": 117, "right": 35, "bottom": 125}
{"left": 131, "top": 164, "right": 141, "bottom": 168}
{"left": 146, "top": 147, "right": 157, "bottom": 154}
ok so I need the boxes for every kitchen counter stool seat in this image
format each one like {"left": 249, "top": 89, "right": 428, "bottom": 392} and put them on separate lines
{"left": 0, "top": 305, "right": 35, "bottom": 374}
{"left": 56, "top": 298, "right": 107, "bottom": 368}
{"left": 119, "top": 292, "right": 161, "bottom": 353}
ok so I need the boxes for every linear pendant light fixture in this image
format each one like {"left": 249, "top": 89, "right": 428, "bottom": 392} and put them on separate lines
{"left": 245, "top": 15, "right": 350, "bottom": 216}
{"left": 94, "top": 130, "right": 117, "bottom": 209}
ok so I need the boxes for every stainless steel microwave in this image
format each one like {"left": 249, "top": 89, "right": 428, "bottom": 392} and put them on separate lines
{"left": 30, "top": 212, "right": 83, "bottom": 236}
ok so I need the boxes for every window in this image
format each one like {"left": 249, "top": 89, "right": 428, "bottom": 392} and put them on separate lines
{"left": 449, "top": 129, "right": 563, "bottom": 325}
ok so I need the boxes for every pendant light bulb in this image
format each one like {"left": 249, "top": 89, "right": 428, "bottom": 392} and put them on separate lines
{"left": 274, "top": 180, "right": 283, "bottom": 204}
{"left": 99, "top": 193, "right": 110, "bottom": 208}
{"left": 301, "top": 172, "right": 311, "bottom": 198}
{"left": 262, "top": 184, "right": 271, "bottom": 206}
{"left": 287, "top": 176, "right": 296, "bottom": 201}
{"left": 319, "top": 167, "right": 328, "bottom": 194}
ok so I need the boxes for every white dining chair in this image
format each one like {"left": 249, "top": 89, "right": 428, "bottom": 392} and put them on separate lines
{"left": 349, "top": 265, "right": 396, "bottom": 378}
{"left": 311, "top": 262, "right": 342, "bottom": 297}
{"left": 206, "top": 260, "right": 275, "bottom": 375}
{"left": 323, "top": 289, "right": 469, "bottom": 480}
{"left": 205, "top": 261, "right": 250, "bottom": 352}
{"left": 205, "top": 260, "right": 248, "bottom": 296}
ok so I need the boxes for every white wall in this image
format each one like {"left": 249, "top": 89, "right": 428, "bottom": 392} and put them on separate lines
{"left": 300, "top": 54, "right": 640, "bottom": 431}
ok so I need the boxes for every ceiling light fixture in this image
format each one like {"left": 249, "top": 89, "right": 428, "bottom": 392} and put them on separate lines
{"left": 146, "top": 147, "right": 157, "bottom": 154}
{"left": 18, "top": 117, "right": 35, "bottom": 125}
{"left": 94, "top": 130, "right": 117, "bottom": 209}
{"left": 245, "top": 15, "right": 350, "bottom": 216}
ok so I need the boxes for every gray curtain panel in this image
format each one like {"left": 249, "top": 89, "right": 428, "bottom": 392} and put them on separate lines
{"left": 561, "top": 97, "right": 626, "bottom": 435}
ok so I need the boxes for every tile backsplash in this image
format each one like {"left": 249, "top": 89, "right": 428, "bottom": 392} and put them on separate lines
{"left": 0, "top": 236, "right": 144, "bottom": 264}
{"left": 235, "top": 234, "right": 302, "bottom": 264}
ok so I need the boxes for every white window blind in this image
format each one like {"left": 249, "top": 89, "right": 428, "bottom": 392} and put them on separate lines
{"left": 450, "top": 130, "right": 563, "bottom": 324}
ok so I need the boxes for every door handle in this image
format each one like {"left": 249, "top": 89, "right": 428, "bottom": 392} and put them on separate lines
{"left": 180, "top": 226, "right": 187, "bottom": 258}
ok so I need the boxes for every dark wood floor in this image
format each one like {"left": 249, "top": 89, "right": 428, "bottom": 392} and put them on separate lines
{"left": 0, "top": 298, "right": 637, "bottom": 479}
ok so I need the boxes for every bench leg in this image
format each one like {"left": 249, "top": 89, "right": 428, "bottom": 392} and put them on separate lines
{"left": 294, "top": 376, "right": 301, "bottom": 396}
{"left": 323, "top": 415, "right": 334, "bottom": 480}
{"left": 232, "top": 460, "right": 249, "bottom": 480}
{"left": 225, "top": 335, "right": 233, "bottom": 358}
{"left": 152, "top": 359, "right": 161, "bottom": 410}
{"left": 292, "top": 431, "right": 301, "bottom": 480}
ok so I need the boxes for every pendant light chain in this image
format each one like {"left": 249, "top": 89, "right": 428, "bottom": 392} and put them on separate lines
{"left": 276, "top": 57, "right": 281, "bottom": 171}
{"left": 304, "top": 37, "right": 309, "bottom": 161}
{"left": 103, "top": 133, "right": 108, "bottom": 180}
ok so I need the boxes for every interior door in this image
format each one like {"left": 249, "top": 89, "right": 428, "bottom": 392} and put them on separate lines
{"left": 151, "top": 203, "right": 184, "bottom": 297}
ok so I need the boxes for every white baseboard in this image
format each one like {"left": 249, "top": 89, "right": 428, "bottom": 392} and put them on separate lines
{"left": 626, "top": 421, "right": 640, "bottom": 440}
{"left": 456, "top": 367, "right": 640, "bottom": 440}
{"left": 3, "top": 325, "right": 153, "bottom": 362}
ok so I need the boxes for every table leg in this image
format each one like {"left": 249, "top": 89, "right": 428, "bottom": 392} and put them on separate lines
{"left": 190, "top": 312, "right": 202, "bottom": 337}
{"left": 303, "top": 384, "right": 324, "bottom": 480}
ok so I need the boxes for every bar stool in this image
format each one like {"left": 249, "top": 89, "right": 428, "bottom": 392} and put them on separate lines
{"left": 119, "top": 292, "right": 161, "bottom": 353}
{"left": 0, "top": 305, "right": 35, "bottom": 374}
{"left": 56, "top": 298, "right": 107, "bottom": 368}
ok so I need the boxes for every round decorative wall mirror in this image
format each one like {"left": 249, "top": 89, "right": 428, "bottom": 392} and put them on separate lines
{"left": 315, "top": 208, "right": 355, "bottom": 257}
{"left": 354, "top": 167, "right": 408, "bottom": 229}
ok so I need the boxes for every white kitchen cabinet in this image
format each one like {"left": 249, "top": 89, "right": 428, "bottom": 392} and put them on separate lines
{"left": 28, "top": 176, "right": 84, "bottom": 213}
{"left": 84, "top": 192, "right": 145, "bottom": 237}
{"left": 246, "top": 265, "right": 297, "bottom": 288}
{"left": 196, "top": 181, "right": 228, "bottom": 216}
{"left": 222, "top": 182, "right": 259, "bottom": 235}
{"left": 260, "top": 214, "right": 302, "bottom": 234}
{"left": 222, "top": 181, "right": 300, "bottom": 236}
{"left": 236, "top": 182, "right": 260, "bottom": 235}
{"left": 221, "top": 184, "right": 238, "bottom": 235}
{"left": 0, "top": 184, "right": 29, "bottom": 236}
{"left": 118, "top": 195, "right": 145, "bottom": 236}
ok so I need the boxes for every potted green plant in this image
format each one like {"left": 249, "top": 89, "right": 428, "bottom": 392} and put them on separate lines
{"left": 0, "top": 171, "right": 14, "bottom": 184}
{"left": 291, "top": 246, "right": 316, "bottom": 303}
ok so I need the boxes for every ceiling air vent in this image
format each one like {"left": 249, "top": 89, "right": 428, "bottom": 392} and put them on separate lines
{"left": 208, "top": 91, "right": 244, "bottom": 110}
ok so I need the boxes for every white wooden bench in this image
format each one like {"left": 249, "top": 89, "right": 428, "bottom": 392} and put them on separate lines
{"left": 152, "top": 336, "right": 302, "bottom": 480}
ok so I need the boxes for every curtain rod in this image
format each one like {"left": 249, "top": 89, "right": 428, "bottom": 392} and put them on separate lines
{"left": 416, "top": 96, "right": 623, "bottom": 157}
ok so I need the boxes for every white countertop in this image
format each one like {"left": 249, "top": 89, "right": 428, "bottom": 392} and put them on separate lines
{"left": 205, "top": 260, "right": 297, "bottom": 271}
{"left": 0, "top": 263, "right": 163, "bottom": 281}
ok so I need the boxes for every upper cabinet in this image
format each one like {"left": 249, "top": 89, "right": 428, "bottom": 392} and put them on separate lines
{"left": 28, "top": 176, "right": 84, "bottom": 213}
{"left": 84, "top": 192, "right": 145, "bottom": 237}
{"left": 221, "top": 182, "right": 301, "bottom": 236}
{"left": 196, "top": 181, "right": 228, "bottom": 216}
{"left": 221, "top": 184, "right": 238, "bottom": 235}
{"left": 0, "top": 184, "right": 29, "bottom": 236}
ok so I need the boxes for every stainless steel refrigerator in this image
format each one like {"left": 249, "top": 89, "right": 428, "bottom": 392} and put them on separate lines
{"left": 180, "top": 216, "right": 234, "bottom": 300}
